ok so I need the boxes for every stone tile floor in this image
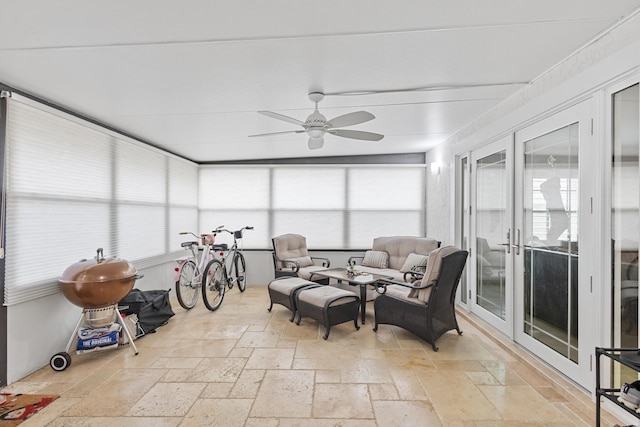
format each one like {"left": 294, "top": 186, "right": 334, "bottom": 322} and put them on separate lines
{"left": 2, "top": 286, "right": 622, "bottom": 426}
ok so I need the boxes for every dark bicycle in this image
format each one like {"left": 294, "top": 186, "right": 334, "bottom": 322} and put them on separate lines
{"left": 202, "top": 225, "right": 254, "bottom": 311}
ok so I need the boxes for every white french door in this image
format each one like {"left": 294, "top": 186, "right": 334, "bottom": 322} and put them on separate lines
{"left": 514, "top": 99, "right": 597, "bottom": 389}
{"left": 462, "top": 100, "right": 597, "bottom": 389}
{"left": 469, "top": 136, "right": 514, "bottom": 337}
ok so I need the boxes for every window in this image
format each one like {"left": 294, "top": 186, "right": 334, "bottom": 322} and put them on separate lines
{"left": 199, "top": 165, "right": 426, "bottom": 249}
{"left": 3, "top": 98, "right": 198, "bottom": 305}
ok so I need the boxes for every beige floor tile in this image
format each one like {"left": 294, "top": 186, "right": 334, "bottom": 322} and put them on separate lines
{"left": 250, "top": 370, "right": 314, "bottom": 418}
{"left": 339, "top": 358, "right": 394, "bottom": 384}
{"left": 295, "top": 339, "right": 361, "bottom": 359}
{"left": 201, "top": 325, "right": 249, "bottom": 340}
{"left": 180, "top": 398, "right": 252, "bottom": 426}
{"left": 479, "top": 360, "right": 527, "bottom": 386}
{"left": 62, "top": 369, "right": 166, "bottom": 416}
{"left": 280, "top": 319, "right": 322, "bottom": 340}
{"left": 313, "top": 383, "right": 374, "bottom": 418}
{"left": 466, "top": 371, "right": 502, "bottom": 386}
{"left": 236, "top": 331, "right": 281, "bottom": 348}
{"left": 161, "top": 368, "right": 199, "bottom": 382}
{"left": 185, "top": 357, "right": 246, "bottom": 382}
{"left": 152, "top": 357, "right": 203, "bottom": 369}
{"left": 368, "top": 383, "right": 400, "bottom": 400}
{"left": 315, "top": 369, "right": 341, "bottom": 383}
{"left": 245, "top": 418, "right": 279, "bottom": 427}
{"left": 382, "top": 348, "right": 436, "bottom": 372}
{"left": 3, "top": 287, "right": 619, "bottom": 426}
{"left": 390, "top": 369, "right": 431, "bottom": 401}
{"left": 200, "top": 382, "right": 234, "bottom": 398}
{"left": 478, "top": 385, "right": 569, "bottom": 422}
{"left": 244, "top": 348, "right": 295, "bottom": 369}
{"left": 532, "top": 385, "right": 570, "bottom": 403}
{"left": 45, "top": 417, "right": 182, "bottom": 427}
{"left": 228, "top": 346, "right": 254, "bottom": 358}
{"left": 161, "top": 339, "right": 237, "bottom": 358}
{"left": 279, "top": 419, "right": 377, "bottom": 427}
{"left": 127, "top": 382, "right": 207, "bottom": 417}
{"left": 229, "top": 369, "right": 266, "bottom": 398}
{"left": 292, "top": 357, "right": 342, "bottom": 370}
{"left": 417, "top": 371, "right": 502, "bottom": 421}
{"left": 373, "top": 400, "right": 442, "bottom": 426}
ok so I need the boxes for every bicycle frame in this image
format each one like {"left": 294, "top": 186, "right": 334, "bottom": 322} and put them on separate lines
{"left": 174, "top": 233, "right": 215, "bottom": 283}
{"left": 212, "top": 235, "right": 240, "bottom": 282}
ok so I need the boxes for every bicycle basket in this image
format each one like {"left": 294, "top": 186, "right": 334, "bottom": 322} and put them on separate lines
{"left": 201, "top": 234, "right": 215, "bottom": 246}
{"left": 234, "top": 230, "right": 243, "bottom": 239}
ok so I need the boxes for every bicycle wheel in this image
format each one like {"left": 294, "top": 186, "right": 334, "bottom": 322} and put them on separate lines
{"left": 176, "top": 259, "right": 199, "bottom": 309}
{"left": 234, "top": 253, "right": 247, "bottom": 292}
{"left": 202, "top": 259, "right": 226, "bottom": 311}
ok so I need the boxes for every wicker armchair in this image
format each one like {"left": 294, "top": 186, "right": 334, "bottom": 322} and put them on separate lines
{"left": 373, "top": 246, "right": 468, "bottom": 351}
{"left": 271, "top": 233, "right": 330, "bottom": 282}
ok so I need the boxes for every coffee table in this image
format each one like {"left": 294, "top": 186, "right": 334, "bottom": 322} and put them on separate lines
{"left": 309, "top": 268, "right": 391, "bottom": 324}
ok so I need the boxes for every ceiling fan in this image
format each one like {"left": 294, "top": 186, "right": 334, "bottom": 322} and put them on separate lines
{"left": 249, "top": 92, "right": 384, "bottom": 150}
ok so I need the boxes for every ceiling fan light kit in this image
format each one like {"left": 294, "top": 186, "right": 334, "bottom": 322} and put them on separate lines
{"left": 250, "top": 92, "right": 384, "bottom": 149}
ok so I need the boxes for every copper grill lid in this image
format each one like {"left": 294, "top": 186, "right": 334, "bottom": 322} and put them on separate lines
{"left": 59, "top": 248, "right": 137, "bottom": 284}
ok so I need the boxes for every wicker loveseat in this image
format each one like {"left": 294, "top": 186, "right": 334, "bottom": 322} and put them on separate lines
{"left": 348, "top": 236, "right": 441, "bottom": 283}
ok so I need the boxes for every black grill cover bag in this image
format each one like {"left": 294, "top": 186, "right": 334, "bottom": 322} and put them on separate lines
{"left": 118, "top": 289, "right": 175, "bottom": 334}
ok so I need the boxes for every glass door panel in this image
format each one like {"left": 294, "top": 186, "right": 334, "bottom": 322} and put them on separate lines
{"left": 470, "top": 136, "right": 513, "bottom": 336}
{"left": 522, "top": 123, "right": 579, "bottom": 362}
{"left": 514, "top": 99, "right": 596, "bottom": 390}
{"left": 459, "top": 156, "right": 469, "bottom": 305}
{"left": 476, "top": 151, "right": 508, "bottom": 319}
{"left": 612, "top": 83, "right": 639, "bottom": 387}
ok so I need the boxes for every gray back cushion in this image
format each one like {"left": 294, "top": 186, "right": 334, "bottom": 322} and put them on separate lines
{"left": 272, "top": 234, "right": 310, "bottom": 268}
{"left": 372, "top": 236, "right": 440, "bottom": 271}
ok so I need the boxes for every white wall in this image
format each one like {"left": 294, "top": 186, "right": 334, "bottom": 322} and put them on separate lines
{"left": 426, "top": 143, "right": 454, "bottom": 245}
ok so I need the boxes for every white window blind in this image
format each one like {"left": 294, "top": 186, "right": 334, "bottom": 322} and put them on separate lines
{"left": 198, "top": 168, "right": 270, "bottom": 248}
{"left": 199, "top": 165, "right": 426, "bottom": 249}
{"left": 3, "top": 98, "right": 198, "bottom": 305}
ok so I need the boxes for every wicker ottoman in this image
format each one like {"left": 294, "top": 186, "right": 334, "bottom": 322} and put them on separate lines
{"left": 267, "top": 277, "right": 321, "bottom": 321}
{"left": 295, "top": 285, "right": 360, "bottom": 340}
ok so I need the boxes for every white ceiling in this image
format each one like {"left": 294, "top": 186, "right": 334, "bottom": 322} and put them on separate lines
{"left": 2, "top": 1, "right": 640, "bottom": 163}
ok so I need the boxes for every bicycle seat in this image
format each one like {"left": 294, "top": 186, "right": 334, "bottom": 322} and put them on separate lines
{"left": 181, "top": 241, "right": 198, "bottom": 248}
{"left": 213, "top": 244, "right": 229, "bottom": 251}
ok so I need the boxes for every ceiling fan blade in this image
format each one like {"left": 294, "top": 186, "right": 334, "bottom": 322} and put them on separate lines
{"left": 258, "top": 111, "right": 304, "bottom": 126}
{"left": 248, "top": 130, "right": 304, "bottom": 137}
{"left": 308, "top": 137, "right": 324, "bottom": 150}
{"left": 327, "top": 111, "right": 375, "bottom": 129}
{"left": 329, "top": 129, "right": 384, "bottom": 141}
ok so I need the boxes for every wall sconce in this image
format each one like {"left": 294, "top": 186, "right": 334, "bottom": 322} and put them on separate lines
{"left": 430, "top": 162, "right": 441, "bottom": 176}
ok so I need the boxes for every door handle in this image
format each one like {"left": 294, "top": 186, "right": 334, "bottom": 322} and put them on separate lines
{"left": 497, "top": 229, "right": 511, "bottom": 254}
{"left": 499, "top": 228, "right": 511, "bottom": 254}
{"left": 511, "top": 228, "right": 521, "bottom": 255}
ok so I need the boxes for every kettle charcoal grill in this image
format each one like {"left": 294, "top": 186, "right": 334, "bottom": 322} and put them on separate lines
{"left": 50, "top": 248, "right": 143, "bottom": 371}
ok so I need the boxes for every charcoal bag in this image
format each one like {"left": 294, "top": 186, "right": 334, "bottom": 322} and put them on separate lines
{"left": 118, "top": 289, "right": 175, "bottom": 335}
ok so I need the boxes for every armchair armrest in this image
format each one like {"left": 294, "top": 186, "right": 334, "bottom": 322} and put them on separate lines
{"left": 377, "top": 277, "right": 435, "bottom": 292}
{"left": 403, "top": 267, "right": 425, "bottom": 283}
{"left": 271, "top": 252, "right": 300, "bottom": 273}
{"left": 347, "top": 256, "right": 364, "bottom": 266}
{"left": 311, "top": 256, "right": 331, "bottom": 267}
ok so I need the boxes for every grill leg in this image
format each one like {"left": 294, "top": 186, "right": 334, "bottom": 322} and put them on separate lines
{"left": 116, "top": 306, "right": 139, "bottom": 355}
{"left": 64, "top": 312, "right": 86, "bottom": 354}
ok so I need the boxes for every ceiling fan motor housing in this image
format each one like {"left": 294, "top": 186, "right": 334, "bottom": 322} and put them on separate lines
{"left": 305, "top": 110, "right": 327, "bottom": 138}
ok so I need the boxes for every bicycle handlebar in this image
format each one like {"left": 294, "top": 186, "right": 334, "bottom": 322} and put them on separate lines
{"left": 211, "top": 225, "right": 254, "bottom": 235}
